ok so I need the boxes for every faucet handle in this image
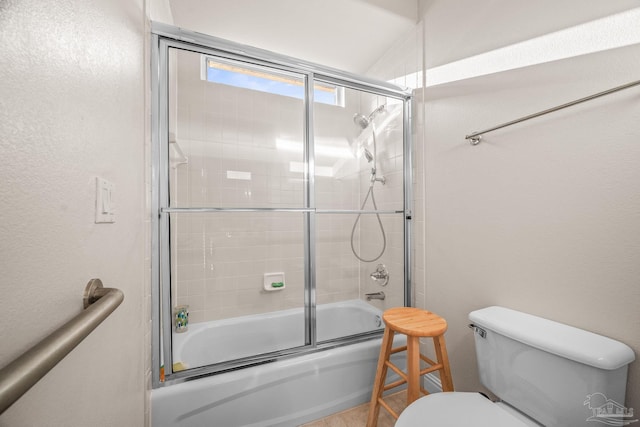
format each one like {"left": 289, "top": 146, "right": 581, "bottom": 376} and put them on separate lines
{"left": 370, "top": 264, "right": 389, "bottom": 286}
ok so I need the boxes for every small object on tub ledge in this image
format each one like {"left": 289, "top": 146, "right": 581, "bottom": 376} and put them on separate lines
{"left": 264, "top": 272, "right": 286, "bottom": 291}
{"left": 174, "top": 305, "right": 189, "bottom": 333}
{"left": 172, "top": 361, "right": 188, "bottom": 372}
{"left": 159, "top": 362, "right": 188, "bottom": 381}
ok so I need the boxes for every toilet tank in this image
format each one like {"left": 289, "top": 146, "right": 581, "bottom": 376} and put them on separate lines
{"left": 469, "top": 306, "right": 635, "bottom": 427}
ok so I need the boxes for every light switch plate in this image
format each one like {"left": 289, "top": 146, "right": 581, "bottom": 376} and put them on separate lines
{"left": 95, "top": 177, "right": 115, "bottom": 223}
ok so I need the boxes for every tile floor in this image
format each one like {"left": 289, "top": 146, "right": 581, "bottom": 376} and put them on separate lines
{"left": 300, "top": 391, "right": 408, "bottom": 427}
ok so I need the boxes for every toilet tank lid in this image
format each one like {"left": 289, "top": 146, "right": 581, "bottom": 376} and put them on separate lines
{"left": 469, "top": 306, "right": 635, "bottom": 370}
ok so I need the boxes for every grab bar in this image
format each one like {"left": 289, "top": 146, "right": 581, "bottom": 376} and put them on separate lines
{"left": 465, "top": 79, "right": 640, "bottom": 145}
{"left": 0, "top": 279, "right": 124, "bottom": 415}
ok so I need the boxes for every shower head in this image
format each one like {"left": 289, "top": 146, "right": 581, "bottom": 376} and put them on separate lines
{"left": 350, "top": 104, "right": 387, "bottom": 166}
{"left": 353, "top": 113, "right": 370, "bottom": 130}
{"left": 352, "top": 104, "right": 386, "bottom": 130}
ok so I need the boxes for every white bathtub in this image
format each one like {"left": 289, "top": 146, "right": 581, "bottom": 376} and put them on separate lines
{"left": 173, "top": 299, "right": 384, "bottom": 367}
{"left": 152, "top": 299, "right": 406, "bottom": 427}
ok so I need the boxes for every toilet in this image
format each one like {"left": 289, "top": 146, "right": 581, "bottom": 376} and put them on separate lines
{"left": 395, "top": 306, "right": 635, "bottom": 427}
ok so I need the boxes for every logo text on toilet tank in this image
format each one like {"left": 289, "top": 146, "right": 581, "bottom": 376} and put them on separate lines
{"left": 584, "top": 393, "right": 637, "bottom": 426}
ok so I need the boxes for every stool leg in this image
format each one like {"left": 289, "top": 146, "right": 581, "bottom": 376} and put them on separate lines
{"left": 366, "top": 327, "right": 395, "bottom": 427}
{"left": 433, "top": 334, "right": 454, "bottom": 392}
{"left": 406, "top": 336, "right": 420, "bottom": 404}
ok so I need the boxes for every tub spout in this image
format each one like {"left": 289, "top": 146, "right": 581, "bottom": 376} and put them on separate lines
{"left": 365, "top": 291, "right": 385, "bottom": 301}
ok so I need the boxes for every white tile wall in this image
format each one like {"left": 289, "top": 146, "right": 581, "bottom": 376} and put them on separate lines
{"left": 169, "top": 48, "right": 408, "bottom": 324}
{"left": 367, "top": 22, "right": 426, "bottom": 309}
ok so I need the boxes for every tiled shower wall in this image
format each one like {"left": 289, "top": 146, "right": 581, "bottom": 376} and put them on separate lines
{"left": 170, "top": 49, "right": 406, "bottom": 323}
{"left": 366, "top": 21, "right": 425, "bottom": 309}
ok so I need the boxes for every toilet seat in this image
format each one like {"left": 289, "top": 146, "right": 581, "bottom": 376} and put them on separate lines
{"left": 395, "top": 392, "right": 538, "bottom": 427}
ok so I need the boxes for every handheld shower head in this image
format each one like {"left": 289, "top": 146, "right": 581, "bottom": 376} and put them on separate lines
{"left": 351, "top": 104, "right": 387, "bottom": 176}
{"left": 363, "top": 148, "right": 374, "bottom": 163}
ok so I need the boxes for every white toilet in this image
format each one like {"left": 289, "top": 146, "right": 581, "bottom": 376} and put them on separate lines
{"left": 395, "top": 306, "right": 635, "bottom": 427}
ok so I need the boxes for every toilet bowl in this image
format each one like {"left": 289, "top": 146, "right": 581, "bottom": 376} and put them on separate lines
{"left": 395, "top": 306, "right": 635, "bottom": 427}
{"left": 395, "top": 392, "right": 539, "bottom": 427}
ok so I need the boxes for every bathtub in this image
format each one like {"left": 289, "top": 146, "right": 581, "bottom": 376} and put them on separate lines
{"left": 152, "top": 299, "right": 407, "bottom": 427}
{"left": 173, "top": 299, "right": 385, "bottom": 367}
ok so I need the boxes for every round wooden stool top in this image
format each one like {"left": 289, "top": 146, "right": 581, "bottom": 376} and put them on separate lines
{"left": 382, "top": 307, "right": 447, "bottom": 337}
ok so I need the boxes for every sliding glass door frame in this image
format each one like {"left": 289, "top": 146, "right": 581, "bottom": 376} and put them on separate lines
{"left": 151, "top": 22, "right": 412, "bottom": 388}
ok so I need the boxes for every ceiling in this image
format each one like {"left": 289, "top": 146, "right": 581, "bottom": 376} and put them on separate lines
{"left": 167, "top": 0, "right": 420, "bottom": 74}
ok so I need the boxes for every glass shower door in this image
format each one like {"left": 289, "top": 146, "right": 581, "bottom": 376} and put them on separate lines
{"left": 314, "top": 83, "right": 406, "bottom": 342}
{"left": 153, "top": 31, "right": 412, "bottom": 385}
{"left": 165, "top": 47, "right": 309, "bottom": 371}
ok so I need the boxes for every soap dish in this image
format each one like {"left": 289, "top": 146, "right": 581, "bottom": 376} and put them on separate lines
{"left": 264, "top": 272, "right": 285, "bottom": 291}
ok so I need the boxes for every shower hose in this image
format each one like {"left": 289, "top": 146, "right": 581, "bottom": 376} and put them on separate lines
{"left": 350, "top": 180, "right": 386, "bottom": 262}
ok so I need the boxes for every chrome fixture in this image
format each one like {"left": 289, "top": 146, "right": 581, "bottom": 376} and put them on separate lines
{"left": 363, "top": 147, "right": 374, "bottom": 163}
{"left": 370, "top": 264, "right": 389, "bottom": 286}
{"left": 465, "top": 78, "right": 640, "bottom": 145}
{"left": 352, "top": 104, "right": 386, "bottom": 130}
{"left": 352, "top": 104, "right": 387, "bottom": 185}
{"left": 365, "top": 291, "right": 385, "bottom": 301}
{"left": 468, "top": 323, "right": 487, "bottom": 339}
{"left": 350, "top": 104, "right": 388, "bottom": 263}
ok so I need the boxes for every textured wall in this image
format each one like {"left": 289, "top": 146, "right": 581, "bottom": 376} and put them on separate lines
{"left": 420, "top": 0, "right": 640, "bottom": 412}
{"left": 370, "top": 0, "right": 640, "bottom": 414}
{"left": 0, "top": 0, "right": 147, "bottom": 425}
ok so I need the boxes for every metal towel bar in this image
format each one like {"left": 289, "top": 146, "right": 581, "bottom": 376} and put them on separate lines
{"left": 465, "top": 79, "right": 640, "bottom": 145}
{"left": 0, "top": 279, "right": 124, "bottom": 415}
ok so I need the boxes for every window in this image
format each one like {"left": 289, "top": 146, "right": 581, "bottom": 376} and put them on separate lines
{"left": 203, "top": 57, "right": 344, "bottom": 106}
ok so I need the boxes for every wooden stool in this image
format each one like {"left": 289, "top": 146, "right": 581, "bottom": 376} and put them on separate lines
{"left": 366, "top": 307, "right": 454, "bottom": 427}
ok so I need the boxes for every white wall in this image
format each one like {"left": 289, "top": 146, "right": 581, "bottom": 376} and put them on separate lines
{"left": 165, "top": 0, "right": 418, "bottom": 74}
{"left": 419, "top": 0, "right": 640, "bottom": 412}
{"left": 0, "top": 0, "right": 148, "bottom": 425}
